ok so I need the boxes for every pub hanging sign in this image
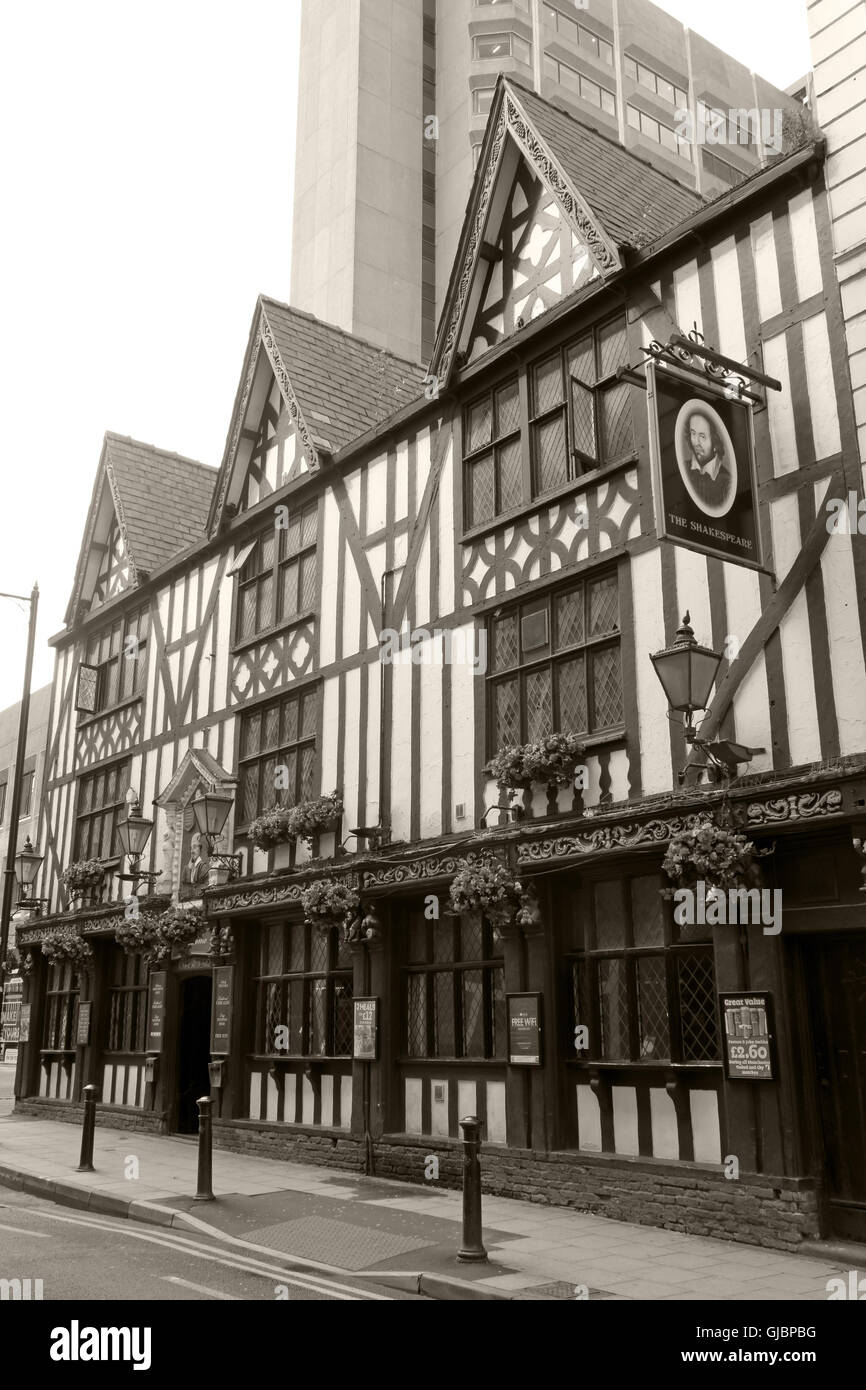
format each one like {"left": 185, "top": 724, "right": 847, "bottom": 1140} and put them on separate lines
{"left": 719, "top": 992, "right": 775, "bottom": 1081}
{"left": 647, "top": 360, "right": 763, "bottom": 572}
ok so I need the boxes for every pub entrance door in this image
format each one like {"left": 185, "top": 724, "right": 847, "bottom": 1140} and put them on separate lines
{"left": 803, "top": 934, "right": 866, "bottom": 1241}
{"left": 176, "top": 974, "right": 212, "bottom": 1135}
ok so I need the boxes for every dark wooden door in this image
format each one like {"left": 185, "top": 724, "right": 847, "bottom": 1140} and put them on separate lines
{"left": 804, "top": 935, "right": 866, "bottom": 1241}
{"left": 176, "top": 975, "right": 212, "bottom": 1135}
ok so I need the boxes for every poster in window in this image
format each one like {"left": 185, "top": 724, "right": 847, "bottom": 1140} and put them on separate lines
{"left": 647, "top": 361, "right": 763, "bottom": 571}
{"left": 507, "top": 992, "right": 543, "bottom": 1066}
{"left": 353, "top": 997, "right": 378, "bottom": 1060}
{"left": 719, "top": 992, "right": 774, "bottom": 1080}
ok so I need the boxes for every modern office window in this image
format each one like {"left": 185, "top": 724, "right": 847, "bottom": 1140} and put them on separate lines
{"left": 542, "top": 5, "right": 613, "bottom": 64}
{"left": 543, "top": 54, "right": 616, "bottom": 113}
{"left": 624, "top": 55, "right": 687, "bottom": 110}
{"left": 236, "top": 501, "right": 317, "bottom": 644}
{"left": 701, "top": 148, "right": 745, "bottom": 186}
{"left": 473, "top": 32, "right": 531, "bottom": 64}
{"left": 487, "top": 571, "right": 623, "bottom": 750}
{"left": 73, "top": 760, "right": 130, "bottom": 862}
{"left": 627, "top": 104, "right": 692, "bottom": 160}
{"left": 107, "top": 950, "right": 148, "bottom": 1053}
{"left": 237, "top": 687, "right": 317, "bottom": 829}
{"left": 255, "top": 920, "right": 353, "bottom": 1057}
{"left": 405, "top": 910, "right": 506, "bottom": 1060}
{"left": 566, "top": 873, "right": 721, "bottom": 1064}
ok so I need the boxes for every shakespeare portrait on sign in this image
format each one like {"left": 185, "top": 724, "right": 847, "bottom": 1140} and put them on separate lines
{"left": 675, "top": 399, "right": 737, "bottom": 517}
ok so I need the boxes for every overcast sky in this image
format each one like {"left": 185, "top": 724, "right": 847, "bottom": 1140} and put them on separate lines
{"left": 0, "top": 0, "right": 812, "bottom": 711}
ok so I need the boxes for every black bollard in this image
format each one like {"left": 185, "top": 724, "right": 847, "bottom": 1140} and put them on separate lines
{"left": 457, "top": 1114, "right": 488, "bottom": 1262}
{"left": 76, "top": 1084, "right": 98, "bottom": 1173}
{"left": 194, "top": 1095, "right": 214, "bottom": 1201}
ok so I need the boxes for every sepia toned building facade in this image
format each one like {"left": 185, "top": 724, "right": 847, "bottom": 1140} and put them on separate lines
{"left": 15, "top": 67, "right": 866, "bottom": 1248}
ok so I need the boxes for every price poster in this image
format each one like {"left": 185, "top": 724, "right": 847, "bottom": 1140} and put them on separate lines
{"left": 720, "top": 993, "right": 775, "bottom": 1080}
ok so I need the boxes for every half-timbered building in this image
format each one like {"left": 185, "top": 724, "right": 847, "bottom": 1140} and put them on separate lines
{"left": 15, "top": 74, "right": 866, "bottom": 1249}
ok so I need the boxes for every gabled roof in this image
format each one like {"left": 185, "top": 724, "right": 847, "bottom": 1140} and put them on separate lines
{"left": 65, "top": 434, "right": 216, "bottom": 624}
{"left": 261, "top": 298, "right": 427, "bottom": 453}
{"left": 207, "top": 296, "right": 427, "bottom": 536}
{"left": 431, "top": 75, "right": 704, "bottom": 385}
{"left": 104, "top": 435, "right": 216, "bottom": 573}
{"left": 510, "top": 79, "right": 703, "bottom": 250}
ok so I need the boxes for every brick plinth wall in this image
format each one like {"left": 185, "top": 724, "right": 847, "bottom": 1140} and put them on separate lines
{"left": 15, "top": 1098, "right": 167, "bottom": 1135}
{"left": 12, "top": 1102, "right": 820, "bottom": 1249}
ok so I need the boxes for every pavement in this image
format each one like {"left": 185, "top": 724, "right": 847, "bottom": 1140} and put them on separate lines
{"left": 0, "top": 1079, "right": 861, "bottom": 1302}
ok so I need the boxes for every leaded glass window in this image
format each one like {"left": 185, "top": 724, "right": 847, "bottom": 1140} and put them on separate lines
{"left": 487, "top": 571, "right": 622, "bottom": 751}
{"left": 405, "top": 910, "right": 505, "bottom": 1060}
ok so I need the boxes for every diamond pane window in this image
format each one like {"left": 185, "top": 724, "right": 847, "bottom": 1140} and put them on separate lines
{"left": 487, "top": 572, "right": 622, "bottom": 750}
{"left": 637, "top": 956, "right": 670, "bottom": 1059}
{"left": 238, "top": 688, "right": 317, "bottom": 829}
{"left": 464, "top": 379, "right": 521, "bottom": 527}
{"left": 678, "top": 953, "right": 720, "bottom": 1061}
{"left": 592, "top": 645, "right": 623, "bottom": 728}
{"left": 598, "top": 958, "right": 629, "bottom": 1060}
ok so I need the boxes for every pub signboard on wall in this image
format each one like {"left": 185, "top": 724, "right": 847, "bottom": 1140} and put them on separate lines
{"left": 507, "top": 992, "right": 543, "bottom": 1066}
{"left": 720, "top": 992, "right": 775, "bottom": 1080}
{"left": 647, "top": 360, "right": 762, "bottom": 571}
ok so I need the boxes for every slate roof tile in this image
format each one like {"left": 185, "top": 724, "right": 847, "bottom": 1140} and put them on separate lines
{"left": 104, "top": 434, "right": 216, "bottom": 574}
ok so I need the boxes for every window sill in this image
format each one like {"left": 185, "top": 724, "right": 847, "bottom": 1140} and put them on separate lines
{"left": 76, "top": 694, "right": 142, "bottom": 729}
{"left": 230, "top": 609, "right": 317, "bottom": 657}
{"left": 461, "top": 455, "right": 638, "bottom": 545}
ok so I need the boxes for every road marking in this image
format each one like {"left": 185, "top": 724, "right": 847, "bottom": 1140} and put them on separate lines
{"left": 0, "top": 1221, "right": 50, "bottom": 1237}
{"left": 0, "top": 1202, "right": 388, "bottom": 1300}
{"left": 162, "top": 1276, "right": 238, "bottom": 1300}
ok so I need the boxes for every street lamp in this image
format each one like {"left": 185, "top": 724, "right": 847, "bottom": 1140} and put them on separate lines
{"left": 191, "top": 789, "right": 234, "bottom": 853}
{"left": 650, "top": 612, "right": 722, "bottom": 744}
{"left": 116, "top": 791, "right": 154, "bottom": 889}
{"left": 14, "top": 836, "right": 44, "bottom": 910}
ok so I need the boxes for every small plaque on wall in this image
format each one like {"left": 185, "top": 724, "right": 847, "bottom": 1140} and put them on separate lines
{"left": 353, "top": 998, "right": 378, "bottom": 1060}
{"left": 76, "top": 1001, "right": 92, "bottom": 1046}
{"left": 507, "top": 993, "right": 543, "bottom": 1066}
{"left": 720, "top": 993, "right": 775, "bottom": 1080}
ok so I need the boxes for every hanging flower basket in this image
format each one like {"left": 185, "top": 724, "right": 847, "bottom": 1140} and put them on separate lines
{"left": 300, "top": 878, "right": 360, "bottom": 932}
{"left": 61, "top": 859, "right": 106, "bottom": 895}
{"left": 151, "top": 904, "right": 207, "bottom": 963}
{"left": 662, "top": 819, "right": 759, "bottom": 893}
{"left": 41, "top": 929, "right": 93, "bottom": 967}
{"left": 484, "top": 734, "right": 585, "bottom": 791}
{"left": 114, "top": 910, "right": 164, "bottom": 959}
{"left": 448, "top": 852, "right": 523, "bottom": 927}
{"left": 249, "top": 792, "right": 343, "bottom": 850}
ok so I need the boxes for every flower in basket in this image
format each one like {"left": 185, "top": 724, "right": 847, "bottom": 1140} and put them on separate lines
{"left": 114, "top": 910, "right": 164, "bottom": 959}
{"left": 249, "top": 792, "right": 343, "bottom": 851}
{"left": 300, "top": 878, "right": 360, "bottom": 930}
{"left": 41, "top": 929, "right": 93, "bottom": 967}
{"left": 448, "top": 852, "right": 522, "bottom": 926}
{"left": 60, "top": 859, "right": 106, "bottom": 894}
{"left": 662, "top": 820, "right": 757, "bottom": 892}
{"left": 282, "top": 792, "right": 343, "bottom": 846}
{"left": 484, "top": 734, "right": 585, "bottom": 790}
{"left": 152, "top": 904, "right": 207, "bottom": 962}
